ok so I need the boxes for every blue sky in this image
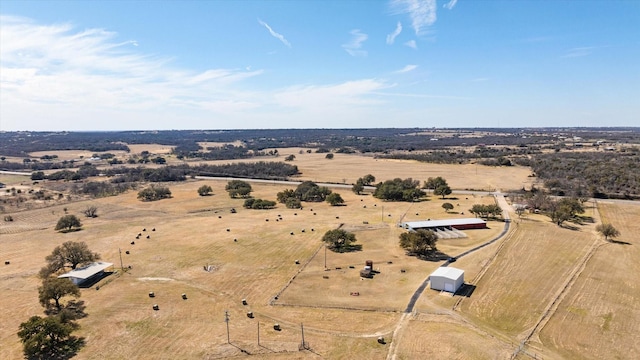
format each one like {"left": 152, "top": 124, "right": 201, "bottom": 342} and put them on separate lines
{"left": 1, "top": 0, "right": 638, "bottom": 131}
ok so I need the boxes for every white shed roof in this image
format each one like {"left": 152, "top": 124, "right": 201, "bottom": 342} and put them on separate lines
{"left": 402, "top": 218, "right": 486, "bottom": 229}
{"left": 58, "top": 262, "right": 113, "bottom": 280}
{"left": 430, "top": 266, "right": 464, "bottom": 280}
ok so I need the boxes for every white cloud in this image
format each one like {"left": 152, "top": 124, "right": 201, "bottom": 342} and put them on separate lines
{"left": 561, "top": 47, "right": 595, "bottom": 58}
{"left": 389, "top": 0, "right": 437, "bottom": 35}
{"left": 257, "top": 19, "right": 291, "bottom": 48}
{"left": 404, "top": 40, "right": 418, "bottom": 49}
{"left": 0, "top": 15, "right": 268, "bottom": 130}
{"left": 387, "top": 22, "right": 403, "bottom": 44}
{"left": 342, "top": 29, "right": 368, "bottom": 57}
{"left": 394, "top": 64, "right": 418, "bottom": 73}
{"left": 443, "top": 0, "right": 458, "bottom": 10}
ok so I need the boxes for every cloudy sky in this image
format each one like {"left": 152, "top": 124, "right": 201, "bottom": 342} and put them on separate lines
{"left": 1, "top": 0, "right": 638, "bottom": 131}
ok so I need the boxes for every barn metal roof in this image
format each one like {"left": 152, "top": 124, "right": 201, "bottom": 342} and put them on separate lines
{"left": 401, "top": 218, "right": 486, "bottom": 229}
{"left": 58, "top": 262, "right": 113, "bottom": 280}
{"left": 430, "top": 266, "right": 464, "bottom": 280}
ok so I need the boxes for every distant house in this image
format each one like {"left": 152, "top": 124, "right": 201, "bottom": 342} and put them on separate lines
{"left": 58, "top": 262, "right": 113, "bottom": 286}
{"left": 429, "top": 267, "right": 464, "bottom": 293}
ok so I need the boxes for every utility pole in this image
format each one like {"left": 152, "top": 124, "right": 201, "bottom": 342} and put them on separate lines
{"left": 118, "top": 248, "right": 124, "bottom": 270}
{"left": 224, "top": 310, "right": 230, "bottom": 344}
{"left": 324, "top": 244, "right": 327, "bottom": 269}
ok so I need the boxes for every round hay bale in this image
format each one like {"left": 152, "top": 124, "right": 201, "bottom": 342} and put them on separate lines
{"left": 242, "top": 298, "right": 247, "bottom": 305}
{"left": 226, "top": 228, "right": 230, "bottom": 232}
{"left": 181, "top": 293, "right": 187, "bottom": 300}
{"left": 149, "top": 292, "right": 155, "bottom": 297}
{"left": 131, "top": 241, "right": 135, "bottom": 245}
{"left": 246, "top": 311, "right": 254, "bottom": 318}
{"left": 274, "top": 323, "right": 281, "bottom": 331}
{"left": 4, "top": 261, "right": 10, "bottom": 265}
{"left": 125, "top": 251, "right": 130, "bottom": 255}
{"left": 295, "top": 260, "right": 300, "bottom": 264}
{"left": 152, "top": 304, "right": 159, "bottom": 311}
{"left": 377, "top": 337, "right": 385, "bottom": 344}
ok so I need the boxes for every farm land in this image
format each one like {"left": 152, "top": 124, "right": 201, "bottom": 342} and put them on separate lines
{"left": 1, "top": 136, "right": 640, "bottom": 359}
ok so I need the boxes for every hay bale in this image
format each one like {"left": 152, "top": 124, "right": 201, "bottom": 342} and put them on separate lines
{"left": 4, "top": 261, "right": 9, "bottom": 265}
{"left": 377, "top": 337, "right": 385, "bottom": 344}
{"left": 242, "top": 299, "right": 247, "bottom": 305}
{"left": 181, "top": 293, "right": 187, "bottom": 300}
{"left": 149, "top": 292, "right": 155, "bottom": 297}
{"left": 125, "top": 251, "right": 130, "bottom": 255}
{"left": 131, "top": 241, "right": 135, "bottom": 245}
{"left": 152, "top": 304, "right": 159, "bottom": 311}
{"left": 246, "top": 311, "right": 254, "bottom": 318}
{"left": 273, "top": 323, "right": 281, "bottom": 331}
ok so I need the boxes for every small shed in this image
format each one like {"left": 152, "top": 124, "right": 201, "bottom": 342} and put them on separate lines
{"left": 58, "top": 262, "right": 113, "bottom": 286}
{"left": 429, "top": 267, "right": 464, "bottom": 293}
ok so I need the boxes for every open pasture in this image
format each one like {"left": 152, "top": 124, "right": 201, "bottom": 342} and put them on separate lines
{"left": 459, "top": 218, "right": 597, "bottom": 341}
{"left": 536, "top": 202, "right": 640, "bottom": 360}
{"left": 2, "top": 178, "right": 497, "bottom": 359}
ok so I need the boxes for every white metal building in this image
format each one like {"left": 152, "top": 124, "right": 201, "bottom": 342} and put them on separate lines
{"left": 429, "top": 266, "right": 464, "bottom": 293}
{"left": 58, "top": 262, "right": 113, "bottom": 285}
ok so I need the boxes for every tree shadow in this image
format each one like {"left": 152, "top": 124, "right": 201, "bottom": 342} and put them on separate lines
{"left": 57, "top": 228, "right": 83, "bottom": 234}
{"left": 560, "top": 223, "right": 580, "bottom": 231}
{"left": 413, "top": 250, "right": 450, "bottom": 262}
{"left": 332, "top": 244, "right": 363, "bottom": 253}
{"left": 27, "top": 336, "right": 85, "bottom": 360}
{"left": 44, "top": 301, "right": 88, "bottom": 321}
{"left": 608, "top": 239, "right": 632, "bottom": 245}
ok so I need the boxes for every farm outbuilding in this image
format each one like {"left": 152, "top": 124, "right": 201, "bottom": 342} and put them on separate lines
{"left": 429, "top": 267, "right": 464, "bottom": 293}
{"left": 58, "top": 262, "right": 113, "bottom": 286}
{"left": 401, "top": 218, "right": 487, "bottom": 231}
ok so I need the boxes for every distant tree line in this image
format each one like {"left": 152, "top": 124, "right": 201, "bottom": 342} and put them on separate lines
{"left": 527, "top": 150, "right": 640, "bottom": 198}
{"left": 377, "top": 146, "right": 539, "bottom": 165}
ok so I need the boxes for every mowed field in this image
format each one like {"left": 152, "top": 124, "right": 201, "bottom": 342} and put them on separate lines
{"left": 536, "top": 202, "right": 640, "bottom": 360}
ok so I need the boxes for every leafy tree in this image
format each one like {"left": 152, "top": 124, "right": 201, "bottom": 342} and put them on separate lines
{"left": 424, "top": 177, "right": 447, "bottom": 192}
{"left": 362, "top": 174, "right": 375, "bottom": 185}
{"left": 18, "top": 315, "right": 84, "bottom": 360}
{"left": 277, "top": 189, "right": 296, "bottom": 203}
{"left": 325, "top": 153, "right": 334, "bottom": 159}
{"left": 38, "top": 278, "right": 80, "bottom": 312}
{"left": 373, "top": 178, "right": 425, "bottom": 202}
{"left": 197, "top": 185, "right": 213, "bottom": 196}
{"left": 225, "top": 180, "right": 252, "bottom": 198}
{"left": 284, "top": 154, "right": 296, "bottom": 161}
{"left": 40, "top": 241, "right": 101, "bottom": 277}
{"left": 82, "top": 206, "right": 98, "bottom": 218}
{"left": 399, "top": 229, "right": 438, "bottom": 257}
{"left": 243, "top": 198, "right": 276, "bottom": 209}
{"left": 322, "top": 229, "right": 357, "bottom": 252}
{"left": 596, "top": 223, "right": 620, "bottom": 242}
{"left": 545, "top": 197, "right": 584, "bottom": 226}
{"left": 31, "top": 171, "right": 46, "bottom": 180}
{"left": 326, "top": 193, "right": 345, "bottom": 206}
{"left": 285, "top": 197, "right": 302, "bottom": 209}
{"left": 434, "top": 184, "right": 452, "bottom": 199}
{"left": 352, "top": 181, "right": 364, "bottom": 195}
{"left": 54, "top": 215, "right": 82, "bottom": 232}
{"left": 442, "top": 202, "right": 454, "bottom": 212}
{"left": 137, "top": 186, "right": 172, "bottom": 201}
{"left": 469, "top": 204, "right": 502, "bottom": 218}
{"left": 295, "top": 181, "right": 332, "bottom": 202}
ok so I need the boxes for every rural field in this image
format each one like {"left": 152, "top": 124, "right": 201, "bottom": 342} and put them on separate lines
{"left": 1, "top": 146, "right": 638, "bottom": 359}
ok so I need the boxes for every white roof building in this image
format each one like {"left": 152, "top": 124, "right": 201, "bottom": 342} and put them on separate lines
{"left": 58, "top": 262, "right": 113, "bottom": 285}
{"left": 429, "top": 267, "right": 465, "bottom": 293}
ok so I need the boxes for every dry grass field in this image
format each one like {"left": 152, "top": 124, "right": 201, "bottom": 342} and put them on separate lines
{"left": 535, "top": 202, "right": 640, "bottom": 360}
{"left": 2, "top": 146, "right": 639, "bottom": 359}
